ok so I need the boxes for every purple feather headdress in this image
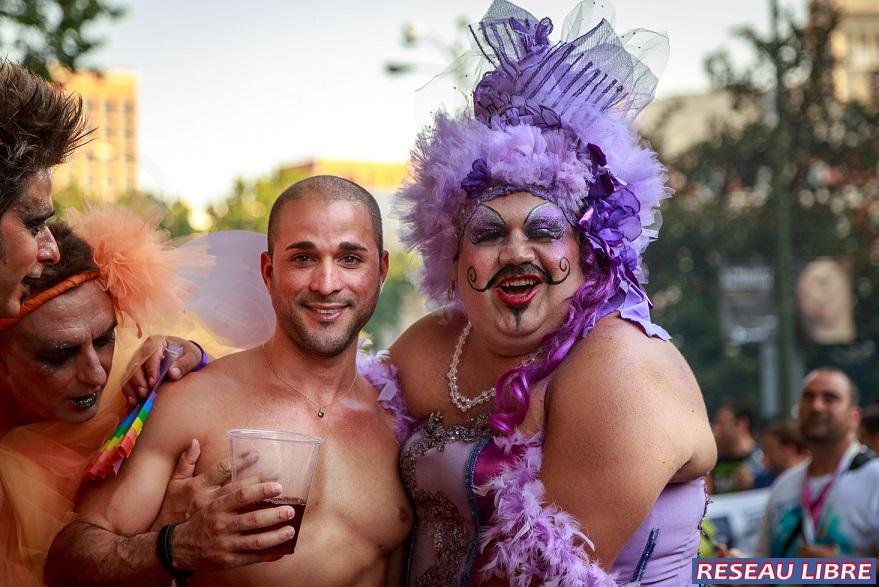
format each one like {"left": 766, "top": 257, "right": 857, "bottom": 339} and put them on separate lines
{"left": 396, "top": 0, "right": 672, "bottom": 433}
{"left": 398, "top": 0, "right": 670, "bottom": 305}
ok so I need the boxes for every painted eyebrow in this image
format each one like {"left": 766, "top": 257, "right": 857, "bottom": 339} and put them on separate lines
{"left": 524, "top": 202, "right": 562, "bottom": 224}
{"left": 477, "top": 205, "right": 506, "bottom": 224}
{"left": 40, "top": 320, "right": 118, "bottom": 354}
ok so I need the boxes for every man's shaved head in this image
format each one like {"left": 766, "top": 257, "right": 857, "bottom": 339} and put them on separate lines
{"left": 802, "top": 366, "right": 860, "bottom": 407}
{"left": 267, "top": 175, "right": 383, "bottom": 257}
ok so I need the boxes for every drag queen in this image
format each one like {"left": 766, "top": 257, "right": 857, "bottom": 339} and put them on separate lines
{"left": 362, "top": 1, "right": 716, "bottom": 584}
{"left": 0, "top": 209, "right": 206, "bottom": 585}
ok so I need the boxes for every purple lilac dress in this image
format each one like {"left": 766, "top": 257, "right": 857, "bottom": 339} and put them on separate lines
{"left": 358, "top": 301, "right": 707, "bottom": 586}
{"left": 400, "top": 411, "right": 706, "bottom": 586}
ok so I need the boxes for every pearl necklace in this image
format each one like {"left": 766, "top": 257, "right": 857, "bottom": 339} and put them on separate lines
{"left": 447, "top": 322, "right": 540, "bottom": 413}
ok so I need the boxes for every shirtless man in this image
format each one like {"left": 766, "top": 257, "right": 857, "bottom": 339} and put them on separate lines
{"left": 45, "top": 175, "right": 413, "bottom": 586}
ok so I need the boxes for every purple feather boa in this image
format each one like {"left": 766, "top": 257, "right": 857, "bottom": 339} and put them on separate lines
{"left": 477, "top": 431, "right": 623, "bottom": 586}
{"left": 355, "top": 350, "right": 417, "bottom": 443}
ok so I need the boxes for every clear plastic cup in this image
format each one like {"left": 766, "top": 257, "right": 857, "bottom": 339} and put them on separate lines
{"left": 227, "top": 429, "right": 322, "bottom": 554}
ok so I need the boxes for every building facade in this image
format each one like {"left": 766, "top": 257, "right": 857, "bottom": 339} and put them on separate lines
{"left": 829, "top": 0, "right": 879, "bottom": 104}
{"left": 52, "top": 69, "right": 139, "bottom": 201}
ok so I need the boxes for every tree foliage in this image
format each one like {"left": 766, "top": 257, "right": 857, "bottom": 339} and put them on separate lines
{"left": 644, "top": 0, "right": 879, "bottom": 412}
{"left": 0, "top": 0, "right": 125, "bottom": 78}
{"left": 205, "top": 167, "right": 309, "bottom": 234}
{"left": 51, "top": 182, "right": 196, "bottom": 238}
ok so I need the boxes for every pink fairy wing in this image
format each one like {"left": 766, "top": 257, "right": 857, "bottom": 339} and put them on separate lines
{"left": 178, "top": 231, "right": 275, "bottom": 349}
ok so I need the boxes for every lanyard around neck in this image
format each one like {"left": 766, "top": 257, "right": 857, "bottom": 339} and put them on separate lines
{"left": 800, "top": 442, "right": 860, "bottom": 544}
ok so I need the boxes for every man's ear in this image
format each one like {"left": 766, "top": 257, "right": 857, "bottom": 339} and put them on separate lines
{"left": 260, "top": 250, "right": 273, "bottom": 290}
{"left": 851, "top": 406, "right": 862, "bottom": 431}
{"left": 379, "top": 250, "right": 390, "bottom": 288}
{"left": 449, "top": 253, "right": 458, "bottom": 282}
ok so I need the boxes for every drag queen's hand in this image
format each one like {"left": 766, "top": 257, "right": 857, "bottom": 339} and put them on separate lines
{"left": 152, "top": 439, "right": 241, "bottom": 528}
{"left": 121, "top": 335, "right": 206, "bottom": 405}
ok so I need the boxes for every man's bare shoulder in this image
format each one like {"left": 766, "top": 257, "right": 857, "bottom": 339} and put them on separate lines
{"left": 549, "top": 314, "right": 706, "bottom": 436}
{"left": 155, "top": 347, "right": 262, "bottom": 411}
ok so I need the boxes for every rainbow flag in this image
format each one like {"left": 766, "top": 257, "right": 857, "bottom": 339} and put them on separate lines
{"left": 85, "top": 345, "right": 182, "bottom": 480}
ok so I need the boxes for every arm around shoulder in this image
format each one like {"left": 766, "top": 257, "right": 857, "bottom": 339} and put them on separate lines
{"left": 44, "top": 377, "right": 208, "bottom": 586}
{"left": 46, "top": 371, "right": 306, "bottom": 586}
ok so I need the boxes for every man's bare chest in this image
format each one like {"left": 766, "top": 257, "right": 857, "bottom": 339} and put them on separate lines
{"left": 191, "top": 394, "right": 412, "bottom": 553}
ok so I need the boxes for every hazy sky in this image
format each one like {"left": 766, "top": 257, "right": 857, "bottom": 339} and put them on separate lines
{"left": 86, "top": 0, "right": 797, "bottom": 207}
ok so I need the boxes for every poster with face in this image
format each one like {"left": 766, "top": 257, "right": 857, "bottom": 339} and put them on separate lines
{"left": 795, "top": 257, "right": 855, "bottom": 345}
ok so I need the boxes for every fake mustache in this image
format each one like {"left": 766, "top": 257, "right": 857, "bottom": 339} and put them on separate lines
{"left": 467, "top": 259, "right": 571, "bottom": 292}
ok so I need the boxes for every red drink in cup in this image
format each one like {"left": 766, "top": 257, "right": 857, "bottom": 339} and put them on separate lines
{"left": 228, "top": 429, "right": 322, "bottom": 555}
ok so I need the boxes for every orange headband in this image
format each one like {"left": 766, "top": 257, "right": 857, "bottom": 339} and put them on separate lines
{"left": 0, "top": 271, "right": 101, "bottom": 331}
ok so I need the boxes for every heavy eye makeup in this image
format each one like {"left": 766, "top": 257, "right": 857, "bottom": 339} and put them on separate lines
{"left": 466, "top": 206, "right": 506, "bottom": 245}
{"left": 523, "top": 204, "right": 567, "bottom": 241}
{"left": 21, "top": 209, "right": 54, "bottom": 236}
{"left": 35, "top": 327, "right": 116, "bottom": 367}
{"left": 524, "top": 217, "right": 566, "bottom": 241}
{"left": 466, "top": 203, "right": 568, "bottom": 245}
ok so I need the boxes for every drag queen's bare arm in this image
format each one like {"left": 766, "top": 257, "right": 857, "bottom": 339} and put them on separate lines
{"left": 540, "top": 317, "right": 716, "bottom": 567}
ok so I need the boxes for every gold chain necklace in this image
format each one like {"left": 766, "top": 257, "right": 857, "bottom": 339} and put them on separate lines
{"left": 262, "top": 345, "right": 358, "bottom": 418}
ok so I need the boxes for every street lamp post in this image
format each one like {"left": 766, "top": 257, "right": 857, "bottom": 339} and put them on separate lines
{"left": 770, "top": 0, "right": 798, "bottom": 414}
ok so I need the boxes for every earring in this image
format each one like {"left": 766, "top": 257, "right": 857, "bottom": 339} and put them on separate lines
{"left": 447, "top": 281, "right": 456, "bottom": 301}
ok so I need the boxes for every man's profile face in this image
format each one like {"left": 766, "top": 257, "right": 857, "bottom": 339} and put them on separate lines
{"left": 798, "top": 371, "right": 857, "bottom": 444}
{"left": 0, "top": 281, "right": 117, "bottom": 424}
{"left": 711, "top": 406, "right": 739, "bottom": 451}
{"left": 0, "top": 172, "right": 61, "bottom": 317}
{"left": 262, "top": 195, "right": 388, "bottom": 357}
{"left": 760, "top": 432, "right": 789, "bottom": 475}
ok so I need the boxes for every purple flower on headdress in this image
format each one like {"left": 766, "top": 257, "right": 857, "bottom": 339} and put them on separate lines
{"left": 573, "top": 142, "right": 644, "bottom": 266}
{"left": 586, "top": 143, "right": 607, "bottom": 167}
{"left": 461, "top": 158, "right": 492, "bottom": 198}
{"left": 509, "top": 16, "right": 552, "bottom": 54}
{"left": 509, "top": 16, "right": 553, "bottom": 69}
{"left": 472, "top": 15, "right": 564, "bottom": 131}
{"left": 586, "top": 186, "right": 643, "bottom": 248}
{"left": 474, "top": 71, "right": 514, "bottom": 122}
